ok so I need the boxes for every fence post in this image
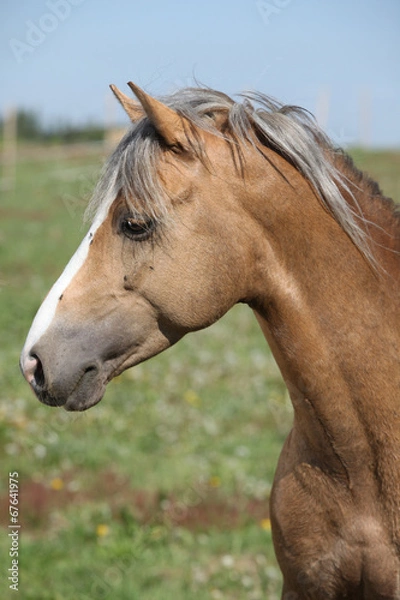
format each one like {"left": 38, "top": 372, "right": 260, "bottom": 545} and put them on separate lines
{"left": 2, "top": 107, "right": 17, "bottom": 192}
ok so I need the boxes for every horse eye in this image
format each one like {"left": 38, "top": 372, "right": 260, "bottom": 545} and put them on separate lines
{"left": 120, "top": 217, "right": 154, "bottom": 241}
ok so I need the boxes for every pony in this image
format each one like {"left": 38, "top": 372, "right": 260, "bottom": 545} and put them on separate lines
{"left": 20, "top": 81, "right": 400, "bottom": 598}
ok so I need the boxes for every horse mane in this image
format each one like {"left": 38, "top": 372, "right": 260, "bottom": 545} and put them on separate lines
{"left": 88, "top": 86, "right": 389, "bottom": 264}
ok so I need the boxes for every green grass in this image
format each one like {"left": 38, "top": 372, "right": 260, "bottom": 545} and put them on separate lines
{"left": 1, "top": 145, "right": 399, "bottom": 599}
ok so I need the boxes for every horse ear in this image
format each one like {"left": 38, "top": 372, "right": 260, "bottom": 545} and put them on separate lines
{"left": 109, "top": 84, "right": 143, "bottom": 122}
{"left": 127, "top": 82, "right": 189, "bottom": 150}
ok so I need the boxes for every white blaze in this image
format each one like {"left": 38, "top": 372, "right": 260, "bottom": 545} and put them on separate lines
{"left": 21, "top": 207, "right": 110, "bottom": 367}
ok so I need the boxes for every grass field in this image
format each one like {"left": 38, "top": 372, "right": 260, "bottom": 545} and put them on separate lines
{"left": 1, "top": 144, "right": 399, "bottom": 600}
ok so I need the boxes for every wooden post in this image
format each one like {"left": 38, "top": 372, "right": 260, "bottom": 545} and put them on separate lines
{"left": 2, "top": 107, "right": 17, "bottom": 192}
{"left": 315, "top": 87, "right": 330, "bottom": 131}
{"left": 104, "top": 91, "right": 116, "bottom": 154}
{"left": 359, "top": 88, "right": 372, "bottom": 148}
{"left": 104, "top": 91, "right": 127, "bottom": 154}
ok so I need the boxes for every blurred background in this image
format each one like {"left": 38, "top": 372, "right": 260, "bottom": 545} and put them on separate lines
{"left": 1, "top": 1, "right": 399, "bottom": 599}
{"left": 1, "top": 0, "right": 400, "bottom": 151}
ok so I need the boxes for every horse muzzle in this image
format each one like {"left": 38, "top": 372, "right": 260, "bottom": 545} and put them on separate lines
{"left": 20, "top": 299, "right": 180, "bottom": 411}
{"left": 20, "top": 350, "right": 107, "bottom": 411}
{"left": 19, "top": 320, "right": 118, "bottom": 411}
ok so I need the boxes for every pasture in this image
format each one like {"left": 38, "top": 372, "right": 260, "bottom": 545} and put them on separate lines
{"left": 1, "top": 143, "right": 399, "bottom": 599}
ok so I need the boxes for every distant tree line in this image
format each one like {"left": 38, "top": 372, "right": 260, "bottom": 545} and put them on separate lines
{"left": 0, "top": 109, "right": 106, "bottom": 143}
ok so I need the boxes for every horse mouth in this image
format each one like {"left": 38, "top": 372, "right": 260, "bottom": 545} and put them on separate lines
{"left": 64, "top": 385, "right": 106, "bottom": 411}
{"left": 28, "top": 362, "right": 108, "bottom": 412}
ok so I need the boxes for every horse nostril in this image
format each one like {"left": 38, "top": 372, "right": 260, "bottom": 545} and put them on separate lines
{"left": 23, "top": 353, "right": 46, "bottom": 390}
{"left": 33, "top": 354, "right": 45, "bottom": 388}
{"left": 21, "top": 353, "right": 36, "bottom": 383}
{"left": 83, "top": 364, "right": 99, "bottom": 379}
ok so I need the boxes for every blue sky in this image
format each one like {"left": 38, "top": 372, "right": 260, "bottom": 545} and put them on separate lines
{"left": 1, "top": 0, "right": 399, "bottom": 146}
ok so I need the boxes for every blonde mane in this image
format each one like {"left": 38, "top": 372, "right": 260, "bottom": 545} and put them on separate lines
{"left": 88, "top": 86, "right": 377, "bottom": 262}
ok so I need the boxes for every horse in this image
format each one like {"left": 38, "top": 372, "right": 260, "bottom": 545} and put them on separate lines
{"left": 20, "top": 82, "right": 400, "bottom": 598}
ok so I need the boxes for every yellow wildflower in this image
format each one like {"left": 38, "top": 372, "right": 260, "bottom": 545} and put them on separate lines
{"left": 183, "top": 390, "right": 201, "bottom": 407}
{"left": 260, "top": 518, "right": 271, "bottom": 531}
{"left": 50, "top": 477, "right": 64, "bottom": 491}
{"left": 208, "top": 476, "right": 221, "bottom": 488}
{"left": 96, "top": 524, "right": 110, "bottom": 537}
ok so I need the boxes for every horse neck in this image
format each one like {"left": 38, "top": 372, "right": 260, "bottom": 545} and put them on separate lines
{"left": 246, "top": 149, "right": 400, "bottom": 494}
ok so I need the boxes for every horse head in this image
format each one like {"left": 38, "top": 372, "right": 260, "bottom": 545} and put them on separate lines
{"left": 20, "top": 84, "right": 263, "bottom": 410}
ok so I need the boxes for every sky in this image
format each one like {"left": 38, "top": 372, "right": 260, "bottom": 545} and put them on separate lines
{"left": 0, "top": 0, "right": 399, "bottom": 147}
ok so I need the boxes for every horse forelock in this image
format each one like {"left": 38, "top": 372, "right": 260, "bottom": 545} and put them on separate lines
{"left": 87, "top": 86, "right": 379, "bottom": 264}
